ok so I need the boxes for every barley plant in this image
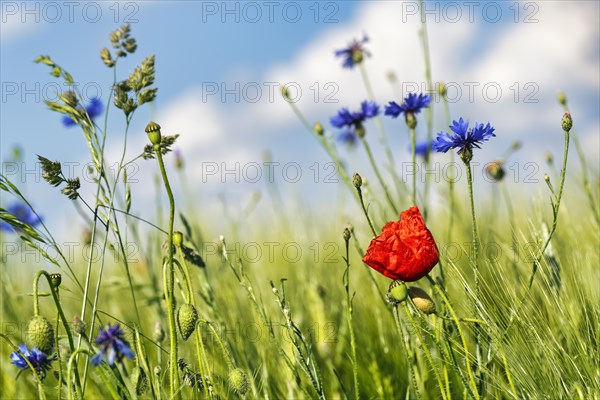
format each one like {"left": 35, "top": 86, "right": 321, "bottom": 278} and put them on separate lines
{"left": 1, "top": 4, "right": 599, "bottom": 400}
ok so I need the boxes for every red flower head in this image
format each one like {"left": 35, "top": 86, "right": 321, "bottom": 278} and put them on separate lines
{"left": 362, "top": 206, "right": 439, "bottom": 282}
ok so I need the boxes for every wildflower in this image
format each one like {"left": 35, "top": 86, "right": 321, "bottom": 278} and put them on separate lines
{"left": 385, "top": 93, "right": 431, "bottom": 118}
{"left": 330, "top": 101, "right": 379, "bottom": 138}
{"left": 62, "top": 97, "right": 103, "bottom": 127}
{"left": 336, "top": 130, "right": 358, "bottom": 148}
{"left": 91, "top": 323, "right": 135, "bottom": 366}
{"left": 334, "top": 35, "right": 369, "bottom": 68}
{"left": 432, "top": 117, "right": 495, "bottom": 163}
{"left": 10, "top": 344, "right": 56, "bottom": 379}
{"left": 410, "top": 140, "right": 431, "bottom": 160}
{"left": 362, "top": 206, "right": 439, "bottom": 282}
{"left": 1, "top": 202, "right": 42, "bottom": 232}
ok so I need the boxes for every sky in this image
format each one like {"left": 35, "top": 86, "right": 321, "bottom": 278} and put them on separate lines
{"left": 1, "top": 0, "right": 599, "bottom": 241}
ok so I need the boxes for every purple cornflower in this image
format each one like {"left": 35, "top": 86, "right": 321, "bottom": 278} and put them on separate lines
{"left": 330, "top": 101, "right": 379, "bottom": 130}
{"left": 91, "top": 323, "right": 135, "bottom": 366}
{"left": 335, "top": 35, "right": 370, "bottom": 68}
{"left": 1, "top": 202, "right": 42, "bottom": 232}
{"left": 432, "top": 118, "right": 496, "bottom": 156}
{"left": 10, "top": 344, "right": 56, "bottom": 379}
{"left": 385, "top": 93, "right": 432, "bottom": 118}
{"left": 62, "top": 97, "right": 103, "bottom": 127}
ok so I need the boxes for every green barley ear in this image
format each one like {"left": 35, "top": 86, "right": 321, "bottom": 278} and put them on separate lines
{"left": 177, "top": 304, "right": 198, "bottom": 340}
{"left": 386, "top": 280, "right": 408, "bottom": 305}
{"left": 408, "top": 287, "right": 436, "bottom": 315}
{"left": 28, "top": 316, "right": 54, "bottom": 353}
{"left": 228, "top": 368, "right": 250, "bottom": 396}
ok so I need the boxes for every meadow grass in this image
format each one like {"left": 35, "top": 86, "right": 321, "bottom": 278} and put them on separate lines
{"left": 1, "top": 21, "right": 599, "bottom": 400}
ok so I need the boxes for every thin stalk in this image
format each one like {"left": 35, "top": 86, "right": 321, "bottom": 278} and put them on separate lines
{"left": 343, "top": 234, "right": 359, "bottom": 400}
{"left": 360, "top": 136, "right": 399, "bottom": 214}
{"left": 410, "top": 127, "right": 417, "bottom": 205}
{"left": 392, "top": 306, "right": 421, "bottom": 400}
{"left": 419, "top": 0, "right": 434, "bottom": 215}
{"left": 155, "top": 147, "right": 180, "bottom": 399}
{"left": 356, "top": 185, "right": 377, "bottom": 236}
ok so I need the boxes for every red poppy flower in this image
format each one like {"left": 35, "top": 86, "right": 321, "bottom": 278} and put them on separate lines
{"left": 362, "top": 206, "right": 439, "bottom": 282}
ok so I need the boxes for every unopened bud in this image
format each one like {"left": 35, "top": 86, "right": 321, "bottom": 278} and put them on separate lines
{"left": 173, "top": 231, "right": 184, "bottom": 247}
{"left": 352, "top": 173, "right": 363, "bottom": 189}
{"left": 386, "top": 280, "right": 408, "bottom": 305}
{"left": 313, "top": 122, "right": 324, "bottom": 136}
{"left": 437, "top": 82, "right": 447, "bottom": 97}
{"left": 408, "top": 287, "right": 436, "bottom": 314}
{"left": 343, "top": 227, "right": 351, "bottom": 242}
{"left": 27, "top": 316, "right": 54, "bottom": 353}
{"left": 145, "top": 121, "right": 162, "bottom": 145}
{"left": 556, "top": 91, "right": 567, "bottom": 106}
{"left": 561, "top": 112, "right": 572, "bottom": 132}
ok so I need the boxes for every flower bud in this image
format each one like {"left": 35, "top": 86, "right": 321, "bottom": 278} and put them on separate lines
{"left": 343, "top": 227, "right": 351, "bottom": 242}
{"left": 173, "top": 231, "right": 184, "bottom": 247}
{"left": 71, "top": 316, "right": 87, "bottom": 336}
{"left": 228, "top": 368, "right": 250, "bottom": 395}
{"left": 27, "top": 316, "right": 55, "bottom": 353}
{"left": 485, "top": 160, "right": 505, "bottom": 182}
{"left": 355, "top": 124, "right": 366, "bottom": 138}
{"left": 544, "top": 174, "right": 550, "bottom": 183}
{"left": 145, "top": 121, "right": 162, "bottom": 145}
{"left": 281, "top": 85, "right": 290, "bottom": 100}
{"left": 545, "top": 152, "right": 553, "bottom": 164}
{"left": 153, "top": 322, "right": 165, "bottom": 343}
{"left": 177, "top": 304, "right": 198, "bottom": 340}
{"left": 405, "top": 112, "right": 417, "bottom": 130}
{"left": 313, "top": 122, "right": 324, "bottom": 136}
{"left": 352, "top": 173, "right": 363, "bottom": 189}
{"left": 562, "top": 112, "right": 572, "bottom": 132}
{"left": 556, "top": 91, "right": 567, "bottom": 106}
{"left": 49, "top": 273, "right": 62, "bottom": 288}
{"left": 386, "top": 280, "right": 408, "bottom": 305}
{"left": 351, "top": 48, "right": 364, "bottom": 65}
{"left": 386, "top": 71, "right": 397, "bottom": 83}
{"left": 437, "top": 82, "right": 447, "bottom": 97}
{"left": 408, "top": 287, "right": 436, "bottom": 314}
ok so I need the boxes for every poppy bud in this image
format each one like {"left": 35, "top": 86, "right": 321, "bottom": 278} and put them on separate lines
{"left": 408, "top": 287, "right": 436, "bottom": 314}
{"left": 228, "top": 368, "right": 250, "bottom": 395}
{"left": 386, "top": 280, "right": 408, "bottom": 305}
{"left": 173, "top": 231, "right": 183, "bottom": 247}
{"left": 485, "top": 160, "right": 505, "bottom": 182}
{"left": 27, "top": 316, "right": 54, "bottom": 353}
{"left": 145, "top": 121, "right": 161, "bottom": 145}
{"left": 49, "top": 273, "right": 62, "bottom": 288}
{"left": 177, "top": 304, "right": 198, "bottom": 340}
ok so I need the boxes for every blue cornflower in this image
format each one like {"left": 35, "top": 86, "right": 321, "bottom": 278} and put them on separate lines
{"left": 330, "top": 101, "right": 379, "bottom": 130}
{"left": 410, "top": 140, "right": 432, "bottom": 159}
{"left": 432, "top": 118, "right": 496, "bottom": 157}
{"left": 335, "top": 35, "right": 370, "bottom": 68}
{"left": 91, "top": 323, "right": 135, "bottom": 366}
{"left": 336, "top": 130, "right": 358, "bottom": 148}
{"left": 10, "top": 344, "right": 56, "bottom": 379}
{"left": 1, "top": 202, "right": 42, "bottom": 232}
{"left": 385, "top": 93, "right": 432, "bottom": 118}
{"left": 62, "top": 97, "right": 103, "bottom": 127}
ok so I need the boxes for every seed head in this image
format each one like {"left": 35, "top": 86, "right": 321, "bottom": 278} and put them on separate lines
{"left": 27, "top": 316, "right": 54, "bottom": 354}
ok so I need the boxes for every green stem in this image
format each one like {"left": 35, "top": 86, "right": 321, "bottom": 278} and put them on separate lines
{"left": 343, "top": 236, "right": 359, "bottom": 400}
{"left": 419, "top": 0, "right": 434, "bottom": 217}
{"left": 392, "top": 306, "right": 421, "bottom": 400}
{"left": 360, "top": 136, "right": 399, "bottom": 214}
{"left": 426, "top": 275, "right": 480, "bottom": 399}
{"left": 155, "top": 147, "right": 180, "bottom": 399}
{"left": 356, "top": 186, "right": 377, "bottom": 236}
{"left": 403, "top": 303, "right": 447, "bottom": 400}
{"left": 410, "top": 127, "right": 417, "bottom": 206}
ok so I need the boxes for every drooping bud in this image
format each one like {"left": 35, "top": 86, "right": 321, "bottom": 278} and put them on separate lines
{"left": 386, "top": 280, "right": 408, "bottom": 305}
{"left": 561, "top": 112, "right": 572, "bottom": 132}
{"left": 408, "top": 287, "right": 436, "bottom": 314}
{"left": 49, "top": 273, "right": 62, "bottom": 288}
{"left": 27, "top": 316, "right": 55, "bottom": 353}
{"left": 177, "top": 304, "right": 198, "bottom": 340}
{"left": 228, "top": 368, "right": 250, "bottom": 396}
{"left": 173, "top": 231, "right": 184, "bottom": 247}
{"left": 145, "top": 121, "right": 162, "bottom": 146}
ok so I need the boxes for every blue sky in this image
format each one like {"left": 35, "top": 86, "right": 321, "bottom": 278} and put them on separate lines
{"left": 1, "top": 1, "right": 599, "bottom": 239}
